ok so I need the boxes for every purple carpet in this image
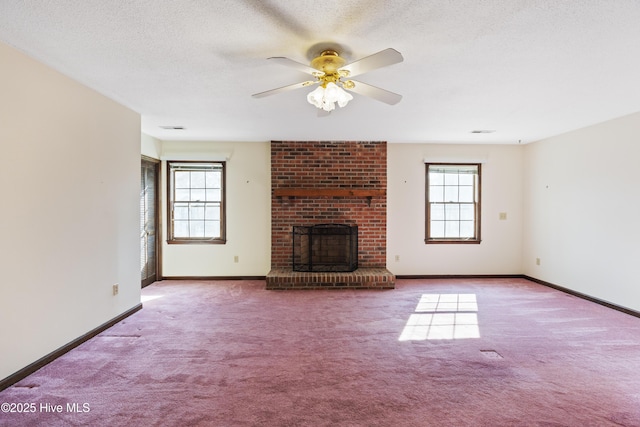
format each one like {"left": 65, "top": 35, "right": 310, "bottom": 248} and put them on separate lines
{"left": 2, "top": 278, "right": 640, "bottom": 426}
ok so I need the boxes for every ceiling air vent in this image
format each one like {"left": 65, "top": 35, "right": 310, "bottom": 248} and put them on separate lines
{"left": 471, "top": 130, "right": 495, "bottom": 134}
{"left": 160, "top": 126, "right": 185, "bottom": 130}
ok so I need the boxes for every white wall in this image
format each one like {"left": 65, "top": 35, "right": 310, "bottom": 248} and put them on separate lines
{"left": 523, "top": 112, "right": 640, "bottom": 311}
{"left": 160, "top": 140, "right": 271, "bottom": 276}
{"left": 141, "top": 133, "right": 162, "bottom": 159}
{"left": 387, "top": 143, "right": 524, "bottom": 275}
{"left": 0, "top": 42, "right": 141, "bottom": 381}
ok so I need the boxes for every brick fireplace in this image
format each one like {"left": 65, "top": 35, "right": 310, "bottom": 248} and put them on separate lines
{"left": 266, "top": 141, "right": 395, "bottom": 289}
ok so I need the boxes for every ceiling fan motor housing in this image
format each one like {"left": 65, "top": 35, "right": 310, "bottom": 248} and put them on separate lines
{"left": 311, "top": 50, "right": 346, "bottom": 74}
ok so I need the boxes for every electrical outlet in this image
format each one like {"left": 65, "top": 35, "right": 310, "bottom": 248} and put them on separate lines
{"left": 395, "top": 255, "right": 400, "bottom": 262}
{"left": 234, "top": 255, "right": 239, "bottom": 263}
{"left": 499, "top": 212, "right": 507, "bottom": 220}
{"left": 536, "top": 258, "right": 540, "bottom": 266}
{"left": 112, "top": 284, "right": 119, "bottom": 296}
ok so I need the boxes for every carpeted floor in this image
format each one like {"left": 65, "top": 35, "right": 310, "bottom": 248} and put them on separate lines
{"left": 2, "top": 278, "right": 640, "bottom": 426}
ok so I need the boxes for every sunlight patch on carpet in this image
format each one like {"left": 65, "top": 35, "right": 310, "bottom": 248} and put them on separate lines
{"left": 399, "top": 294, "right": 480, "bottom": 341}
{"left": 141, "top": 294, "right": 163, "bottom": 303}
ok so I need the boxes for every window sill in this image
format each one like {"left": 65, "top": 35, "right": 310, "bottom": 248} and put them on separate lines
{"left": 425, "top": 239, "right": 481, "bottom": 244}
{"left": 167, "top": 239, "right": 226, "bottom": 245}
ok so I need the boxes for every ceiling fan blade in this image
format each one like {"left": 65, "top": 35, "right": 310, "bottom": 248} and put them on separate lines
{"left": 252, "top": 81, "right": 317, "bottom": 98}
{"left": 346, "top": 80, "right": 403, "bottom": 105}
{"left": 340, "top": 48, "right": 403, "bottom": 77}
{"left": 267, "top": 57, "right": 321, "bottom": 75}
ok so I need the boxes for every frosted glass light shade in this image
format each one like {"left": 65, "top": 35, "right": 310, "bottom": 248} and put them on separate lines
{"left": 306, "top": 82, "right": 353, "bottom": 111}
{"left": 307, "top": 86, "right": 325, "bottom": 109}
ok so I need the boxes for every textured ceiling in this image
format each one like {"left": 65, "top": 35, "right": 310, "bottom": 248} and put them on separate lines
{"left": 1, "top": 0, "right": 639, "bottom": 143}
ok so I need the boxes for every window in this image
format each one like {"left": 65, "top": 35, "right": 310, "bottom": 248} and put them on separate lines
{"left": 167, "top": 161, "right": 225, "bottom": 244}
{"left": 426, "top": 163, "right": 480, "bottom": 243}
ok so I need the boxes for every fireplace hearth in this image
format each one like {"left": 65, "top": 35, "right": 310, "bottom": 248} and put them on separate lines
{"left": 293, "top": 224, "right": 358, "bottom": 272}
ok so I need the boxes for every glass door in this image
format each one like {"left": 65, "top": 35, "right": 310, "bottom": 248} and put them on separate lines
{"left": 141, "top": 157, "right": 160, "bottom": 287}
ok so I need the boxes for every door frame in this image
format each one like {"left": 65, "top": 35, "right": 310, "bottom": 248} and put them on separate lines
{"left": 141, "top": 156, "right": 162, "bottom": 287}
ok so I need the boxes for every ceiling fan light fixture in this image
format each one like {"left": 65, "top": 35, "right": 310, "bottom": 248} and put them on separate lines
{"left": 307, "top": 82, "right": 353, "bottom": 111}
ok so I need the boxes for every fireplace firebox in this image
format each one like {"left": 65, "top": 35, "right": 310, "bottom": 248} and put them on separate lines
{"left": 293, "top": 224, "right": 358, "bottom": 272}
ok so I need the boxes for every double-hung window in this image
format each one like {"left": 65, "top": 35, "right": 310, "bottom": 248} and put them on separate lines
{"left": 426, "top": 163, "right": 481, "bottom": 244}
{"left": 167, "top": 161, "right": 225, "bottom": 244}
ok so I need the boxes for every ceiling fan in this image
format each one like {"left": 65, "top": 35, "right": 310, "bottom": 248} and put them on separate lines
{"left": 252, "top": 47, "right": 404, "bottom": 113}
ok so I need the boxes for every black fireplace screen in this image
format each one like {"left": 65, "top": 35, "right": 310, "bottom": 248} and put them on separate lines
{"left": 293, "top": 224, "right": 358, "bottom": 272}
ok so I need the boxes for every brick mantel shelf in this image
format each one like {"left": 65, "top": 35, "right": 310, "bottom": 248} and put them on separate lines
{"left": 274, "top": 188, "right": 385, "bottom": 207}
{"left": 275, "top": 188, "right": 384, "bottom": 202}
